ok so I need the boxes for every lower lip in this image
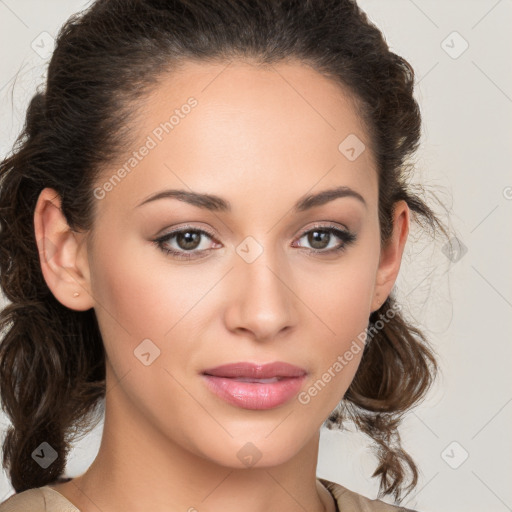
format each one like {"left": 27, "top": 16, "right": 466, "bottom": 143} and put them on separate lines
{"left": 202, "top": 375, "right": 306, "bottom": 410}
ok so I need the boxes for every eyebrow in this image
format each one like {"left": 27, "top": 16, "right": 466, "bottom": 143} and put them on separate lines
{"left": 136, "top": 185, "right": 366, "bottom": 212}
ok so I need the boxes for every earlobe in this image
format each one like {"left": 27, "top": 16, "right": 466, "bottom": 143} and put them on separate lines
{"left": 33, "top": 187, "right": 94, "bottom": 311}
{"left": 371, "top": 200, "right": 410, "bottom": 312}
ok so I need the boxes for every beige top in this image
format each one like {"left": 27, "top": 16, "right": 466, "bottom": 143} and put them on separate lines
{"left": 0, "top": 478, "right": 417, "bottom": 511}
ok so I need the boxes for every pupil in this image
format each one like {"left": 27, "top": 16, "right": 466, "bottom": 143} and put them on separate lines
{"left": 178, "top": 231, "right": 200, "bottom": 250}
{"left": 309, "top": 230, "right": 329, "bottom": 249}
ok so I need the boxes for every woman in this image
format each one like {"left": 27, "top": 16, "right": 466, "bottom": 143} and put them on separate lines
{"left": 0, "top": 0, "right": 448, "bottom": 511}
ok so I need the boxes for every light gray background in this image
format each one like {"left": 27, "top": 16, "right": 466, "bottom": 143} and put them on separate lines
{"left": 1, "top": 1, "right": 511, "bottom": 511}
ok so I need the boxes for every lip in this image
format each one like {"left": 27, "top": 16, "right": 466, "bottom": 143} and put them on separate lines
{"left": 201, "top": 361, "right": 307, "bottom": 410}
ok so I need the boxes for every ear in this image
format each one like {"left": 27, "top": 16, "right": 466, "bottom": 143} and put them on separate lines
{"left": 33, "top": 187, "right": 94, "bottom": 311}
{"left": 370, "top": 200, "right": 409, "bottom": 313}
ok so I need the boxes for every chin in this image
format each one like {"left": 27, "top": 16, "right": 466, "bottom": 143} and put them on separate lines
{"left": 192, "top": 429, "right": 313, "bottom": 470}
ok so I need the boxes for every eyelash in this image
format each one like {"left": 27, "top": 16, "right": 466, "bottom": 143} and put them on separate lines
{"left": 152, "top": 223, "right": 357, "bottom": 261}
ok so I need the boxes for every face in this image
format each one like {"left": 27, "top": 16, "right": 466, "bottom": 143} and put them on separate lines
{"left": 36, "top": 60, "right": 408, "bottom": 469}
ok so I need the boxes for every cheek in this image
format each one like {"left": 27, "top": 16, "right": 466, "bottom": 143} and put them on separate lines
{"left": 87, "top": 231, "right": 224, "bottom": 379}
{"left": 300, "top": 244, "right": 379, "bottom": 402}
{"left": 89, "top": 229, "right": 194, "bottom": 333}
{"left": 87, "top": 237, "right": 205, "bottom": 439}
{"left": 87, "top": 232, "right": 165, "bottom": 374}
{"left": 308, "top": 251, "right": 378, "bottom": 341}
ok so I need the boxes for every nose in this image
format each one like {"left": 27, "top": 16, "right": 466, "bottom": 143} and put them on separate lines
{"left": 223, "top": 246, "right": 298, "bottom": 341}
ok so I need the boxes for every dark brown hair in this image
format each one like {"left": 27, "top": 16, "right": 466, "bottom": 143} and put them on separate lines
{"left": 0, "top": 0, "right": 449, "bottom": 502}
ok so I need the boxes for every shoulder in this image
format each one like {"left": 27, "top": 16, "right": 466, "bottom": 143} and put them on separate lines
{"left": 0, "top": 486, "right": 80, "bottom": 512}
{"left": 319, "top": 478, "right": 419, "bottom": 512}
{"left": 0, "top": 487, "right": 47, "bottom": 512}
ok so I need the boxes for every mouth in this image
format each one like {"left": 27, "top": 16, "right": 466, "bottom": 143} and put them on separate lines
{"left": 201, "top": 361, "right": 307, "bottom": 410}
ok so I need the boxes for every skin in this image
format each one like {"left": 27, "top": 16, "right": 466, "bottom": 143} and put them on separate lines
{"left": 34, "top": 60, "right": 409, "bottom": 512}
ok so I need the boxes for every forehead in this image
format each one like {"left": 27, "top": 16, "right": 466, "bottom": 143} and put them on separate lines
{"left": 95, "top": 59, "right": 377, "bottom": 216}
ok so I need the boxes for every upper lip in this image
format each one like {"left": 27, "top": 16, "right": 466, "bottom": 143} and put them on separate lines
{"left": 202, "top": 361, "right": 307, "bottom": 379}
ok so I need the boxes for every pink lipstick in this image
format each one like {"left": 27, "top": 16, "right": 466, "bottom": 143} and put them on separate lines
{"left": 201, "top": 361, "right": 307, "bottom": 410}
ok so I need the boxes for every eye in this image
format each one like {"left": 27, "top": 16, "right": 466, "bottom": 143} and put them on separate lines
{"left": 153, "top": 226, "right": 219, "bottom": 260}
{"left": 152, "top": 223, "right": 357, "bottom": 261}
{"left": 292, "top": 224, "right": 356, "bottom": 255}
